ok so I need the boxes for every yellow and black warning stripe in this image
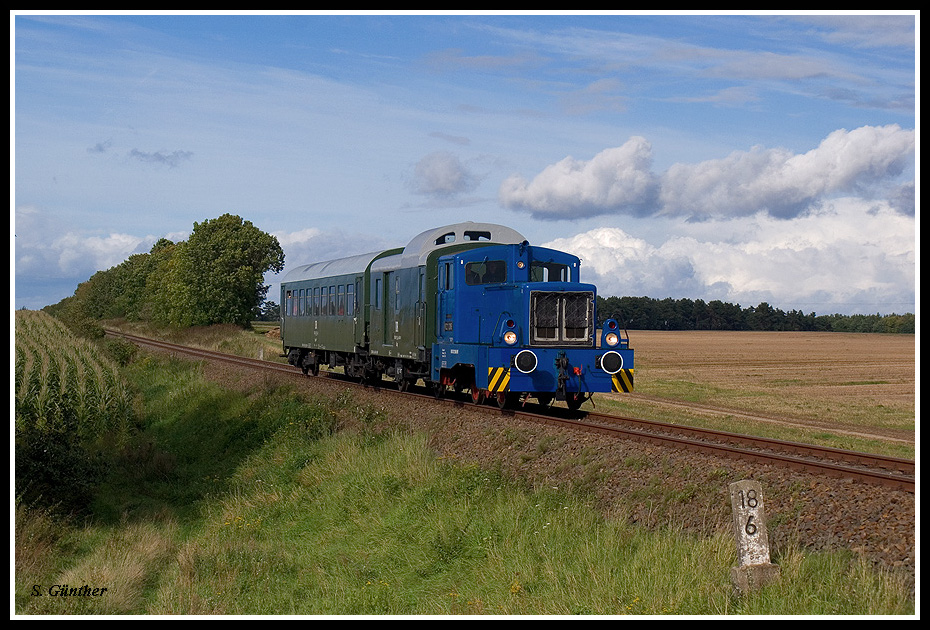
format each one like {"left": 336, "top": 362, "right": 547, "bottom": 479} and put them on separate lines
{"left": 487, "top": 367, "right": 510, "bottom": 393}
{"left": 611, "top": 369, "right": 635, "bottom": 393}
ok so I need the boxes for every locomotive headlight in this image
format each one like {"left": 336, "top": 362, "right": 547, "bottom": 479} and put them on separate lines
{"left": 503, "top": 330, "right": 518, "bottom": 345}
{"left": 605, "top": 332, "right": 620, "bottom": 347}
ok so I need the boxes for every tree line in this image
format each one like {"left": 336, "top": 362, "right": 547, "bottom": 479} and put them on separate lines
{"left": 44, "top": 214, "right": 284, "bottom": 335}
{"left": 597, "top": 295, "right": 914, "bottom": 334}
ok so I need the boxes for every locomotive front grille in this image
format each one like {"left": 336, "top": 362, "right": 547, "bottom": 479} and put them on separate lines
{"left": 530, "top": 291, "right": 594, "bottom": 346}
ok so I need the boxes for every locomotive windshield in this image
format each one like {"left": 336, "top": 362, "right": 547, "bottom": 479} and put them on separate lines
{"left": 530, "top": 261, "right": 568, "bottom": 283}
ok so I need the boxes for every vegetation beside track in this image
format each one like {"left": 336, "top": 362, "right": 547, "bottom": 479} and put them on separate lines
{"left": 14, "top": 316, "right": 915, "bottom": 616}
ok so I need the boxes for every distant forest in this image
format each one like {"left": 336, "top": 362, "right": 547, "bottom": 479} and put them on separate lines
{"left": 597, "top": 296, "right": 914, "bottom": 334}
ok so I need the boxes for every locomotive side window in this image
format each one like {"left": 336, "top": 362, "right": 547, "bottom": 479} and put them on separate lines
{"left": 465, "top": 260, "right": 506, "bottom": 285}
{"left": 435, "top": 232, "right": 456, "bottom": 245}
{"left": 442, "top": 262, "right": 454, "bottom": 290}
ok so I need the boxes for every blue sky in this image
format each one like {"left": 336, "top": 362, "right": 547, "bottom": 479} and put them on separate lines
{"left": 13, "top": 11, "right": 917, "bottom": 316}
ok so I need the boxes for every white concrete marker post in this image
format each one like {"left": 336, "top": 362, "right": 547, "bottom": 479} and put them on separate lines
{"left": 729, "top": 480, "right": 781, "bottom": 594}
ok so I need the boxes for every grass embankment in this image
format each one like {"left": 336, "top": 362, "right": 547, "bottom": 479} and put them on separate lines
{"left": 15, "top": 321, "right": 914, "bottom": 615}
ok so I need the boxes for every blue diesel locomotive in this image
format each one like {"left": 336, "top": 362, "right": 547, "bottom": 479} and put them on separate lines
{"left": 280, "top": 222, "right": 633, "bottom": 410}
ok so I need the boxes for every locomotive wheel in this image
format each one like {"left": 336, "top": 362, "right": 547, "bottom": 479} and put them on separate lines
{"left": 565, "top": 392, "right": 585, "bottom": 411}
{"left": 471, "top": 386, "right": 486, "bottom": 405}
{"left": 495, "top": 391, "right": 513, "bottom": 409}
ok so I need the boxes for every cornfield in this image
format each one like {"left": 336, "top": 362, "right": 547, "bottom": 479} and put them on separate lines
{"left": 14, "top": 310, "right": 133, "bottom": 444}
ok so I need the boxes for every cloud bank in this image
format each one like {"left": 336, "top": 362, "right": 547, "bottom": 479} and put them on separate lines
{"left": 500, "top": 125, "right": 914, "bottom": 221}
{"left": 543, "top": 196, "right": 915, "bottom": 314}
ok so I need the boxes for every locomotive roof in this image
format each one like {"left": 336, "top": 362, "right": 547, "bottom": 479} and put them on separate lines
{"left": 397, "top": 222, "right": 527, "bottom": 267}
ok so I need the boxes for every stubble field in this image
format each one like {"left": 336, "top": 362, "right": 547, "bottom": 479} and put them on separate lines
{"left": 601, "top": 330, "right": 916, "bottom": 456}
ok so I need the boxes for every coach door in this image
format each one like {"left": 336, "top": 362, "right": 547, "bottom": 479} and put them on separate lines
{"left": 382, "top": 271, "right": 395, "bottom": 347}
{"left": 414, "top": 268, "right": 426, "bottom": 349}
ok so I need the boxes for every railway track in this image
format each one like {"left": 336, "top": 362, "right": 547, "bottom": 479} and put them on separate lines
{"left": 106, "top": 329, "right": 915, "bottom": 493}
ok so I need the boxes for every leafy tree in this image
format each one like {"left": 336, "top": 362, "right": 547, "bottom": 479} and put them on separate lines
{"left": 254, "top": 300, "right": 281, "bottom": 321}
{"left": 153, "top": 214, "right": 284, "bottom": 327}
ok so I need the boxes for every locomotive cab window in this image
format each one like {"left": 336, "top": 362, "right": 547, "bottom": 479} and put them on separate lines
{"left": 530, "top": 262, "right": 568, "bottom": 283}
{"left": 441, "top": 262, "right": 454, "bottom": 290}
{"left": 465, "top": 260, "right": 507, "bottom": 285}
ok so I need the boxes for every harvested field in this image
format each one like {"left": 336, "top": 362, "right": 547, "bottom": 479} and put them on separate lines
{"left": 604, "top": 330, "right": 915, "bottom": 451}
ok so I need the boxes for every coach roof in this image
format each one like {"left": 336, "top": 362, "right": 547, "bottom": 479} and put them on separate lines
{"left": 282, "top": 250, "right": 395, "bottom": 284}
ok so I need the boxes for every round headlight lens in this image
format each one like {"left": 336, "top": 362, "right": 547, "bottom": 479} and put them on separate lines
{"left": 605, "top": 332, "right": 619, "bottom": 347}
{"left": 503, "top": 331, "right": 517, "bottom": 345}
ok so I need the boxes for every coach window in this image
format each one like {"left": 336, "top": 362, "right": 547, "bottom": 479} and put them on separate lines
{"left": 374, "top": 278, "right": 382, "bottom": 309}
{"left": 346, "top": 284, "right": 355, "bottom": 316}
{"left": 286, "top": 290, "right": 293, "bottom": 317}
{"left": 311, "top": 287, "right": 319, "bottom": 316}
{"left": 337, "top": 285, "right": 345, "bottom": 316}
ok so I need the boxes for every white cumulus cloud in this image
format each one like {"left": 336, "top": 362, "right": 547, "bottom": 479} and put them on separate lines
{"left": 543, "top": 196, "right": 915, "bottom": 314}
{"left": 501, "top": 125, "right": 915, "bottom": 221}
{"left": 500, "top": 136, "right": 657, "bottom": 219}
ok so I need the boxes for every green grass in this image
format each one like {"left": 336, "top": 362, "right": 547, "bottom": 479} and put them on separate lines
{"left": 15, "top": 341, "right": 915, "bottom": 616}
